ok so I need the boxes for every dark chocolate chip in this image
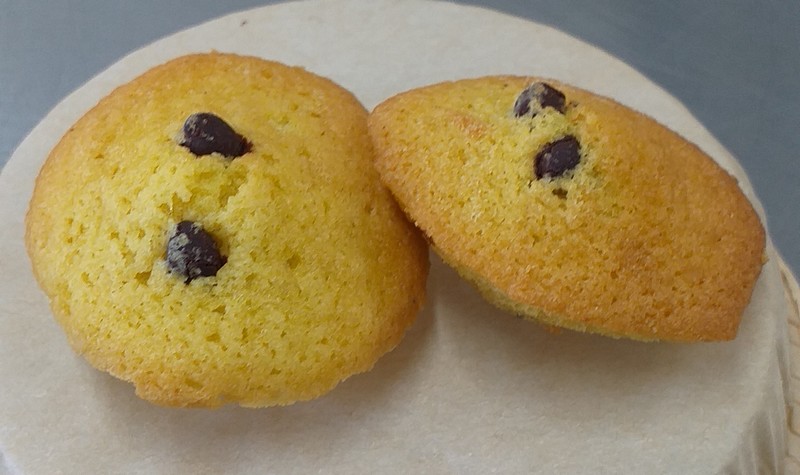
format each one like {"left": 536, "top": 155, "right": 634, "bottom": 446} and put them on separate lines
{"left": 166, "top": 221, "right": 227, "bottom": 283}
{"left": 535, "top": 136, "right": 581, "bottom": 179}
{"left": 513, "top": 82, "right": 566, "bottom": 117}
{"left": 180, "top": 113, "right": 251, "bottom": 158}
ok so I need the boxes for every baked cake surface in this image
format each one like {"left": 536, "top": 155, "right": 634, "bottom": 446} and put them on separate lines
{"left": 25, "top": 53, "right": 428, "bottom": 407}
{"left": 368, "top": 76, "right": 764, "bottom": 342}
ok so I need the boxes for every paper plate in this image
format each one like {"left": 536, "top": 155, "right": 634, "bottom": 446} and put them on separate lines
{"left": 0, "top": 1, "right": 793, "bottom": 473}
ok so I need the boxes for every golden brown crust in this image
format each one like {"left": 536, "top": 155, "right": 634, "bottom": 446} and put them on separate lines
{"left": 368, "top": 76, "right": 764, "bottom": 342}
{"left": 26, "top": 53, "right": 428, "bottom": 407}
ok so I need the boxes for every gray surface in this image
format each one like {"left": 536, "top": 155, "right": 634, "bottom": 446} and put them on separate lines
{"left": 1, "top": 0, "right": 797, "bottom": 278}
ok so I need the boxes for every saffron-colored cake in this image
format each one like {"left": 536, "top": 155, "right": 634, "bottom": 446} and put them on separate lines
{"left": 25, "top": 53, "right": 428, "bottom": 407}
{"left": 368, "top": 76, "right": 764, "bottom": 342}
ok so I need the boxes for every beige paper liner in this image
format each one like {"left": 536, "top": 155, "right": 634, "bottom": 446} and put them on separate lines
{"left": 782, "top": 259, "right": 800, "bottom": 473}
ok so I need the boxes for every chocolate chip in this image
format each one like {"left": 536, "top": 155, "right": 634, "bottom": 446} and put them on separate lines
{"left": 166, "top": 221, "right": 227, "bottom": 283}
{"left": 513, "top": 82, "right": 566, "bottom": 117}
{"left": 180, "top": 113, "right": 251, "bottom": 158}
{"left": 535, "top": 136, "right": 581, "bottom": 179}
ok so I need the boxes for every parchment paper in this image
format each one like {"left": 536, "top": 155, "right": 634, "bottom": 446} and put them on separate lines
{"left": 0, "top": 1, "right": 790, "bottom": 473}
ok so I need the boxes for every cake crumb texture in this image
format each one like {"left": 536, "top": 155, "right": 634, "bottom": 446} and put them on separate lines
{"left": 26, "top": 53, "right": 428, "bottom": 407}
{"left": 368, "top": 76, "right": 764, "bottom": 342}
